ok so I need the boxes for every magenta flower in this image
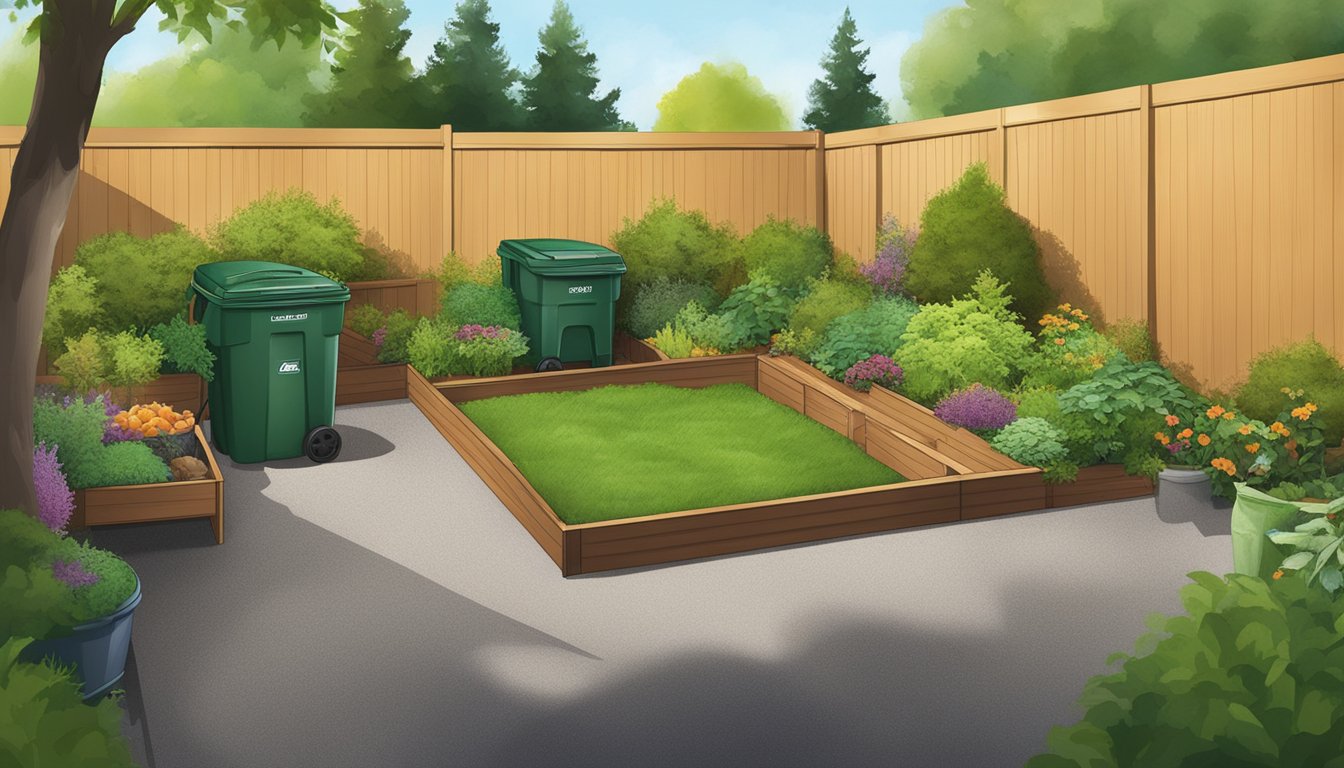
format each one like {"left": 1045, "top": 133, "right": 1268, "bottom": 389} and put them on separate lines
{"left": 455, "top": 324, "right": 509, "bottom": 342}
{"left": 934, "top": 384, "right": 1017, "bottom": 432}
{"left": 52, "top": 558, "right": 100, "bottom": 588}
{"left": 844, "top": 354, "right": 903, "bottom": 392}
{"left": 34, "top": 442, "right": 75, "bottom": 534}
{"left": 862, "top": 217, "right": 916, "bottom": 295}
{"left": 371, "top": 325, "right": 388, "bottom": 349}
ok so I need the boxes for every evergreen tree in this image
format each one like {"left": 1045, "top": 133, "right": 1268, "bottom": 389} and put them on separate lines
{"left": 418, "top": 0, "right": 523, "bottom": 131}
{"left": 304, "top": 0, "right": 422, "bottom": 127}
{"left": 803, "top": 8, "right": 890, "bottom": 132}
{"left": 521, "top": 1, "right": 629, "bottom": 131}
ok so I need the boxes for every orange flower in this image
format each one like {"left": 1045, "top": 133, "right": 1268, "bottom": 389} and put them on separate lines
{"left": 1222, "top": 411, "right": 1236, "bottom": 420}
{"left": 1272, "top": 569, "right": 1284, "bottom": 580}
{"left": 1269, "top": 421, "right": 1287, "bottom": 435}
{"left": 1154, "top": 431, "right": 1171, "bottom": 445}
{"left": 1206, "top": 405, "right": 1226, "bottom": 419}
{"left": 1286, "top": 439, "right": 1299, "bottom": 451}
{"left": 1178, "top": 428, "right": 1194, "bottom": 439}
{"left": 1237, "top": 424, "right": 1253, "bottom": 435}
{"left": 1245, "top": 443, "right": 1260, "bottom": 454}
{"left": 1054, "top": 337, "right": 1066, "bottom": 346}
{"left": 1197, "top": 434, "right": 1211, "bottom": 446}
{"left": 1165, "top": 414, "right": 1180, "bottom": 427}
{"left": 1210, "top": 457, "right": 1237, "bottom": 476}
{"left": 1307, "top": 402, "right": 1318, "bottom": 413}
{"left": 1291, "top": 406, "right": 1314, "bottom": 421}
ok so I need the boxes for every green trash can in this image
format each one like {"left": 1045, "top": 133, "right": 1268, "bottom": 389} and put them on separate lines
{"left": 498, "top": 238, "right": 627, "bottom": 371}
{"left": 191, "top": 261, "right": 350, "bottom": 464}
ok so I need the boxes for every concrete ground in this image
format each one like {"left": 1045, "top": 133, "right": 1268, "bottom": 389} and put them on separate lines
{"left": 95, "top": 400, "right": 1233, "bottom": 768}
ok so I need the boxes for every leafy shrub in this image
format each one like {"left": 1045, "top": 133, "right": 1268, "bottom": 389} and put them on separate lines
{"left": 844, "top": 355, "right": 903, "bottom": 392}
{"left": 0, "top": 638, "right": 137, "bottom": 766}
{"left": 42, "top": 265, "right": 103, "bottom": 351}
{"left": 406, "top": 319, "right": 455, "bottom": 378}
{"left": 715, "top": 272, "right": 796, "bottom": 349}
{"left": 439, "top": 282, "right": 521, "bottom": 330}
{"left": 651, "top": 324, "right": 695, "bottom": 359}
{"left": 611, "top": 200, "right": 739, "bottom": 303}
{"left": 862, "top": 214, "right": 915, "bottom": 295}
{"left": 895, "top": 273, "right": 1034, "bottom": 403}
{"left": 347, "top": 303, "right": 386, "bottom": 337}
{"left": 446, "top": 325, "right": 529, "bottom": 377}
{"left": 52, "top": 332, "right": 106, "bottom": 396}
{"left": 1013, "top": 387, "right": 1064, "bottom": 422}
{"left": 670, "top": 301, "right": 735, "bottom": 352}
{"left": 1042, "top": 460, "right": 1079, "bottom": 484}
{"left": 1104, "top": 318, "right": 1155, "bottom": 362}
{"left": 736, "top": 217, "right": 833, "bottom": 290}
{"left": 786, "top": 278, "right": 872, "bottom": 344}
{"left": 934, "top": 384, "right": 1017, "bottom": 432}
{"left": 1027, "top": 573, "right": 1344, "bottom": 768}
{"left": 1236, "top": 339, "right": 1344, "bottom": 447}
{"left": 770, "top": 327, "right": 817, "bottom": 358}
{"left": 627, "top": 278, "right": 720, "bottom": 339}
{"left": 1267, "top": 494, "right": 1344, "bottom": 593}
{"left": 1026, "top": 303, "right": 1122, "bottom": 389}
{"left": 76, "top": 442, "right": 172, "bottom": 488}
{"left": 1059, "top": 357, "right": 1198, "bottom": 435}
{"left": 103, "top": 331, "right": 165, "bottom": 401}
{"left": 33, "top": 443, "right": 74, "bottom": 534}
{"left": 75, "top": 228, "right": 217, "bottom": 333}
{"left": 33, "top": 394, "right": 169, "bottom": 490}
{"left": 375, "top": 309, "right": 419, "bottom": 364}
{"left": 213, "top": 189, "right": 378, "bottom": 281}
{"left": 149, "top": 316, "right": 214, "bottom": 380}
{"left": 1017, "top": 349, "right": 1098, "bottom": 392}
{"left": 811, "top": 296, "right": 921, "bottom": 378}
{"left": 905, "top": 163, "right": 1053, "bottom": 321}
{"left": 991, "top": 417, "right": 1067, "bottom": 466}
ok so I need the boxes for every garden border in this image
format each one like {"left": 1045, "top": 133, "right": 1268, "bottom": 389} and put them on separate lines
{"left": 407, "top": 355, "right": 1154, "bottom": 575}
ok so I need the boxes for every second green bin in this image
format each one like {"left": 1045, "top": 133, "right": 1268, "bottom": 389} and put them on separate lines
{"left": 498, "top": 239, "right": 627, "bottom": 370}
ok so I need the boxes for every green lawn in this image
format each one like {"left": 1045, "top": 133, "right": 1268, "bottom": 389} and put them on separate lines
{"left": 459, "top": 382, "right": 904, "bottom": 524}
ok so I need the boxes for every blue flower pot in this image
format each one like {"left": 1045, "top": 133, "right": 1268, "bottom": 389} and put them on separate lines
{"left": 22, "top": 574, "right": 141, "bottom": 701}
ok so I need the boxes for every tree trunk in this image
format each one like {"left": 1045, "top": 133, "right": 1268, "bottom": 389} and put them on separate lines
{"left": 0, "top": 5, "right": 118, "bottom": 515}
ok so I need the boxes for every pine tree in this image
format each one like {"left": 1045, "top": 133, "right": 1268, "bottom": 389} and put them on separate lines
{"left": 803, "top": 8, "right": 891, "bottom": 132}
{"left": 418, "top": 0, "right": 524, "bottom": 131}
{"left": 520, "top": 1, "right": 629, "bottom": 131}
{"left": 304, "top": 0, "right": 422, "bottom": 127}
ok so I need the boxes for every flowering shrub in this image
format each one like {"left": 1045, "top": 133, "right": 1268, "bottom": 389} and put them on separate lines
{"left": 33, "top": 443, "right": 74, "bottom": 534}
{"left": 1019, "top": 303, "right": 1122, "bottom": 390}
{"left": 862, "top": 214, "right": 915, "bottom": 295}
{"left": 51, "top": 559, "right": 100, "bottom": 589}
{"left": 408, "top": 320, "right": 528, "bottom": 378}
{"left": 371, "top": 326, "right": 387, "bottom": 348}
{"left": 991, "top": 417, "right": 1068, "bottom": 466}
{"left": 810, "top": 296, "right": 920, "bottom": 378}
{"left": 1235, "top": 339, "right": 1344, "bottom": 446}
{"left": 934, "top": 384, "right": 1017, "bottom": 432}
{"left": 843, "top": 355, "right": 903, "bottom": 392}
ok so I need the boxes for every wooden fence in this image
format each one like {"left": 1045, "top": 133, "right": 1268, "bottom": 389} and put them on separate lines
{"left": 4, "top": 53, "right": 1344, "bottom": 388}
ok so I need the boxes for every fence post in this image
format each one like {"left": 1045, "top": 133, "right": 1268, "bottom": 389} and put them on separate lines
{"left": 814, "top": 129, "right": 827, "bottom": 235}
{"left": 1138, "top": 85, "right": 1157, "bottom": 348}
{"left": 441, "top": 124, "right": 454, "bottom": 259}
{"left": 991, "top": 108, "right": 1007, "bottom": 185}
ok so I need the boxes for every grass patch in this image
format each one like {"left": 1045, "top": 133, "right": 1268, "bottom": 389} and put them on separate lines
{"left": 459, "top": 382, "right": 904, "bottom": 524}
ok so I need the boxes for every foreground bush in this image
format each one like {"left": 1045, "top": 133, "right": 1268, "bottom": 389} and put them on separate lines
{"left": 736, "top": 217, "right": 833, "bottom": 291}
{"left": 626, "top": 278, "right": 720, "bottom": 339}
{"left": 1027, "top": 573, "right": 1344, "bottom": 768}
{"left": 1236, "top": 339, "right": 1344, "bottom": 447}
{"left": 611, "top": 200, "right": 739, "bottom": 303}
{"left": 904, "top": 163, "right": 1053, "bottom": 321}
{"left": 214, "top": 189, "right": 380, "bottom": 281}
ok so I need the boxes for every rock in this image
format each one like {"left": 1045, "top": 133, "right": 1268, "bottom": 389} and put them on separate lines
{"left": 169, "top": 456, "right": 209, "bottom": 481}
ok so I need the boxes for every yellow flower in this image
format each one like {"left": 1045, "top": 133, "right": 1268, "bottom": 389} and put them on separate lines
{"left": 1222, "top": 411, "right": 1236, "bottom": 420}
{"left": 1067, "top": 322, "right": 1080, "bottom": 331}
{"left": 1292, "top": 406, "right": 1314, "bottom": 421}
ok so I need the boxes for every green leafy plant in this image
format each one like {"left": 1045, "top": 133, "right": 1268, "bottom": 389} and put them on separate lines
{"left": 375, "top": 309, "right": 419, "bottom": 364}
{"left": 770, "top": 327, "right": 817, "bottom": 358}
{"left": 74, "top": 228, "right": 217, "bottom": 333}
{"left": 715, "top": 272, "right": 796, "bottom": 349}
{"left": 1236, "top": 339, "right": 1344, "bottom": 447}
{"left": 1013, "top": 387, "right": 1064, "bottom": 422}
{"left": 0, "top": 638, "right": 136, "bottom": 767}
{"left": 1266, "top": 493, "right": 1344, "bottom": 593}
{"left": 347, "top": 303, "right": 386, "bottom": 337}
{"left": 52, "top": 332, "right": 106, "bottom": 396}
{"left": 785, "top": 277, "right": 872, "bottom": 347}
{"left": 1024, "top": 302, "right": 1122, "bottom": 390}
{"left": 213, "top": 189, "right": 381, "bottom": 281}
{"left": 990, "top": 417, "right": 1067, "bottom": 466}
{"left": 1042, "top": 460, "right": 1079, "bottom": 484}
{"left": 445, "top": 325, "right": 530, "bottom": 377}
{"left": 735, "top": 217, "right": 834, "bottom": 290}
{"left": 627, "top": 278, "right": 720, "bottom": 339}
{"left": 651, "top": 324, "right": 696, "bottom": 359}
{"left": 439, "top": 282, "right": 521, "bottom": 330}
{"left": 670, "top": 300, "right": 735, "bottom": 353}
{"left": 33, "top": 395, "right": 170, "bottom": 490}
{"left": 1104, "top": 318, "right": 1155, "bottom": 363}
{"left": 149, "top": 316, "right": 214, "bottom": 380}
{"left": 611, "top": 200, "right": 740, "bottom": 304}
{"left": 42, "top": 265, "right": 104, "bottom": 352}
{"left": 406, "top": 318, "right": 456, "bottom": 378}
{"left": 895, "top": 273, "right": 1034, "bottom": 403}
{"left": 1059, "top": 357, "right": 1196, "bottom": 434}
{"left": 103, "top": 331, "right": 165, "bottom": 403}
{"left": 1027, "top": 572, "right": 1344, "bottom": 768}
{"left": 810, "top": 296, "right": 921, "bottom": 377}
{"left": 905, "top": 163, "right": 1054, "bottom": 321}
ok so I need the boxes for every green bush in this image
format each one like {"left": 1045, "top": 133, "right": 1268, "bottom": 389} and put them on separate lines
{"left": 407, "top": 320, "right": 528, "bottom": 377}
{"left": 376, "top": 309, "right": 419, "bottom": 364}
{"left": 670, "top": 301, "right": 736, "bottom": 352}
{"left": 736, "top": 217, "right": 834, "bottom": 290}
{"left": 439, "top": 283, "right": 521, "bottom": 330}
{"left": 74, "top": 228, "right": 217, "bottom": 333}
{"left": 626, "top": 278, "right": 720, "bottom": 339}
{"left": 991, "top": 417, "right": 1068, "bottom": 466}
{"left": 810, "top": 296, "right": 921, "bottom": 378}
{"left": 103, "top": 331, "right": 165, "bottom": 401}
{"left": 33, "top": 395, "right": 169, "bottom": 490}
{"left": 611, "top": 200, "right": 739, "bottom": 304}
{"left": 81, "top": 442, "right": 172, "bottom": 488}
{"left": 715, "top": 272, "right": 796, "bottom": 349}
{"left": 895, "top": 273, "right": 1034, "bottom": 403}
{"left": 407, "top": 319, "right": 455, "bottom": 378}
{"left": 42, "top": 265, "right": 104, "bottom": 352}
{"left": 1104, "top": 318, "right": 1155, "bottom": 363}
{"left": 1013, "top": 387, "right": 1064, "bottom": 422}
{"left": 651, "top": 324, "right": 695, "bottom": 359}
{"left": 1027, "top": 573, "right": 1344, "bottom": 768}
{"left": 149, "top": 316, "right": 213, "bottom": 380}
{"left": 213, "top": 189, "right": 378, "bottom": 281}
{"left": 0, "top": 638, "right": 137, "bottom": 766}
{"left": 52, "top": 332, "right": 107, "bottom": 396}
{"left": 1236, "top": 339, "right": 1344, "bottom": 447}
{"left": 347, "top": 303, "right": 386, "bottom": 337}
{"left": 786, "top": 278, "right": 872, "bottom": 345}
{"left": 905, "top": 163, "right": 1053, "bottom": 321}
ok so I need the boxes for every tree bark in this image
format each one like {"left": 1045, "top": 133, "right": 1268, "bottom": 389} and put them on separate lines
{"left": 0, "top": 3, "right": 122, "bottom": 514}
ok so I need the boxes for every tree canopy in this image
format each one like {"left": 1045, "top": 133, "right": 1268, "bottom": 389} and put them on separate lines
{"left": 802, "top": 8, "right": 889, "bottom": 132}
{"left": 520, "top": 1, "right": 629, "bottom": 131}
{"left": 303, "top": 0, "right": 421, "bottom": 128}
{"left": 653, "top": 62, "right": 790, "bottom": 132}
{"left": 901, "top": 0, "right": 1344, "bottom": 119}
{"left": 419, "top": 0, "right": 523, "bottom": 131}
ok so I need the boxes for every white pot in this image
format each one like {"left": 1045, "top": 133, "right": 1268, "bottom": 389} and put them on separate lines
{"left": 1157, "top": 467, "right": 1219, "bottom": 520}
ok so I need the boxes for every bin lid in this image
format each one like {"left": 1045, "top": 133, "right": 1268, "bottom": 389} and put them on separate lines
{"left": 191, "top": 261, "right": 351, "bottom": 307}
{"left": 497, "top": 239, "right": 627, "bottom": 276}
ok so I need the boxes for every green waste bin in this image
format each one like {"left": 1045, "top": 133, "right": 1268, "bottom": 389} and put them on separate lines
{"left": 191, "top": 261, "right": 350, "bottom": 464}
{"left": 498, "top": 238, "right": 627, "bottom": 371}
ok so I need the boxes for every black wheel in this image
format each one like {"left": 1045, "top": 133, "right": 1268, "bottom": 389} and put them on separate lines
{"left": 536, "top": 357, "right": 564, "bottom": 372}
{"left": 303, "top": 426, "right": 341, "bottom": 463}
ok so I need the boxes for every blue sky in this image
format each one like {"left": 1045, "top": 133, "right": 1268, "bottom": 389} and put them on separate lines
{"left": 88, "top": 0, "right": 960, "bottom": 129}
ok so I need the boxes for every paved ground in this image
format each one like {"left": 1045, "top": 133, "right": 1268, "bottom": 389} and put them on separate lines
{"left": 95, "top": 400, "right": 1233, "bottom": 768}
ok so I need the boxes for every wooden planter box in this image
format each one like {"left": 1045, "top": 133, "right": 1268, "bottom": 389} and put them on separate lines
{"left": 37, "top": 373, "right": 205, "bottom": 415}
{"left": 70, "top": 425, "right": 225, "bottom": 544}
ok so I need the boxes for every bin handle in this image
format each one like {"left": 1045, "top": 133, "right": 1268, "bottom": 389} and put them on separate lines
{"left": 218, "top": 266, "right": 308, "bottom": 286}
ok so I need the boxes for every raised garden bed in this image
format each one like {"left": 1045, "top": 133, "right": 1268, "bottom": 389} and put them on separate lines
{"left": 36, "top": 373, "right": 205, "bottom": 416}
{"left": 70, "top": 425, "right": 225, "bottom": 544}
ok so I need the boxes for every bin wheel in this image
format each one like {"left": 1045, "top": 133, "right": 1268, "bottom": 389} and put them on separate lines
{"left": 536, "top": 357, "right": 564, "bottom": 372}
{"left": 304, "top": 426, "right": 341, "bottom": 463}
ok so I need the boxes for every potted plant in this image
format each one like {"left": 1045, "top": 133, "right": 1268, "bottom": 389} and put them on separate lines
{"left": 1153, "top": 412, "right": 1218, "bottom": 516}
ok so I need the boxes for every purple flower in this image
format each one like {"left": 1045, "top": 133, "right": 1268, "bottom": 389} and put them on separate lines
{"left": 103, "top": 423, "right": 142, "bottom": 444}
{"left": 34, "top": 442, "right": 75, "bottom": 534}
{"left": 862, "top": 216, "right": 916, "bottom": 295}
{"left": 844, "top": 354, "right": 904, "bottom": 392}
{"left": 52, "top": 558, "right": 100, "bottom": 589}
{"left": 455, "top": 324, "right": 509, "bottom": 342}
{"left": 371, "top": 325, "right": 388, "bottom": 349}
{"left": 934, "top": 384, "right": 1017, "bottom": 431}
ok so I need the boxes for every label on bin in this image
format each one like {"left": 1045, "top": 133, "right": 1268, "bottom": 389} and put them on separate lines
{"left": 277, "top": 360, "right": 302, "bottom": 375}
{"left": 568, "top": 285, "right": 593, "bottom": 294}
{"left": 271, "top": 313, "right": 309, "bottom": 322}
